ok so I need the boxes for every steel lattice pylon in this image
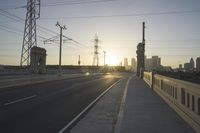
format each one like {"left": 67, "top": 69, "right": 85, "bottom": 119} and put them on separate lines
{"left": 92, "top": 34, "right": 99, "bottom": 66}
{"left": 20, "top": 0, "right": 40, "bottom": 66}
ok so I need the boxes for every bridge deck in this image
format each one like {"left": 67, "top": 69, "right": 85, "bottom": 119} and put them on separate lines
{"left": 70, "top": 75, "right": 196, "bottom": 133}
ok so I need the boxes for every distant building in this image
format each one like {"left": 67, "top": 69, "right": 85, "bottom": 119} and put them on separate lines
{"left": 184, "top": 58, "right": 194, "bottom": 72}
{"left": 152, "top": 56, "right": 161, "bottom": 69}
{"left": 131, "top": 58, "right": 136, "bottom": 72}
{"left": 184, "top": 63, "right": 191, "bottom": 71}
{"left": 190, "top": 58, "right": 194, "bottom": 70}
{"left": 124, "top": 58, "right": 128, "bottom": 70}
{"left": 119, "top": 61, "right": 122, "bottom": 67}
{"left": 145, "top": 57, "right": 152, "bottom": 71}
{"left": 196, "top": 57, "right": 200, "bottom": 72}
{"left": 145, "top": 56, "right": 161, "bottom": 71}
{"left": 178, "top": 64, "right": 183, "bottom": 71}
{"left": 179, "top": 64, "right": 182, "bottom": 69}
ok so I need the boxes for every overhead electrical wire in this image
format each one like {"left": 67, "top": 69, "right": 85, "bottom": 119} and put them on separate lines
{"left": 0, "top": 9, "right": 87, "bottom": 48}
{"left": 0, "top": 26, "right": 22, "bottom": 36}
{"left": 0, "top": 9, "right": 200, "bottom": 49}
{"left": 0, "top": 9, "right": 58, "bottom": 36}
{"left": 0, "top": 0, "right": 118, "bottom": 10}
{"left": 41, "top": 0, "right": 118, "bottom": 7}
{"left": 41, "top": 9, "right": 200, "bottom": 20}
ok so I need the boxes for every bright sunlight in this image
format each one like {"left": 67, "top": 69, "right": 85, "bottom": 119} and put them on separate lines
{"left": 106, "top": 54, "right": 119, "bottom": 66}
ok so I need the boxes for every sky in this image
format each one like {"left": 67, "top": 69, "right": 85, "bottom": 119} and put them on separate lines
{"left": 0, "top": 0, "right": 200, "bottom": 68}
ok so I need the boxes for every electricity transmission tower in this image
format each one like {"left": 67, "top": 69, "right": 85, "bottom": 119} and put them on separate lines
{"left": 103, "top": 51, "right": 106, "bottom": 66}
{"left": 92, "top": 34, "right": 100, "bottom": 66}
{"left": 20, "top": 0, "right": 40, "bottom": 66}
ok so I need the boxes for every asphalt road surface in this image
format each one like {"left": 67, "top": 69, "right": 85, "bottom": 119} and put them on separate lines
{"left": 0, "top": 73, "right": 124, "bottom": 133}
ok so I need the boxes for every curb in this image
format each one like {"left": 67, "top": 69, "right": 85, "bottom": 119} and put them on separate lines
{"left": 114, "top": 76, "right": 132, "bottom": 133}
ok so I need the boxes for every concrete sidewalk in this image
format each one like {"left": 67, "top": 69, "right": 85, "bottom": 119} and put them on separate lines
{"left": 70, "top": 75, "right": 196, "bottom": 133}
{"left": 116, "top": 76, "right": 195, "bottom": 133}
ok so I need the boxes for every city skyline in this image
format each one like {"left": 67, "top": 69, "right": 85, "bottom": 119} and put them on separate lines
{"left": 0, "top": 0, "right": 200, "bottom": 68}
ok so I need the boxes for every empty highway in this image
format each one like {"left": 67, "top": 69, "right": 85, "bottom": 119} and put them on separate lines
{"left": 0, "top": 73, "right": 126, "bottom": 133}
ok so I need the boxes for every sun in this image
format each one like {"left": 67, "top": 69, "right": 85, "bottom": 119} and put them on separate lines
{"left": 106, "top": 54, "right": 119, "bottom": 66}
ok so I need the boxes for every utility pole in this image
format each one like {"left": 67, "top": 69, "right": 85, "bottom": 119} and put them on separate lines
{"left": 142, "top": 22, "right": 146, "bottom": 70}
{"left": 92, "top": 34, "right": 100, "bottom": 66}
{"left": 103, "top": 51, "right": 106, "bottom": 66}
{"left": 78, "top": 55, "right": 81, "bottom": 66}
{"left": 56, "top": 21, "right": 66, "bottom": 76}
{"left": 20, "top": 0, "right": 40, "bottom": 66}
{"left": 142, "top": 22, "right": 145, "bottom": 44}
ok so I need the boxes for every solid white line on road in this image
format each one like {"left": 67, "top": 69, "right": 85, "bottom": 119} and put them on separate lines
{"left": 4, "top": 95, "right": 37, "bottom": 106}
{"left": 58, "top": 79, "right": 122, "bottom": 133}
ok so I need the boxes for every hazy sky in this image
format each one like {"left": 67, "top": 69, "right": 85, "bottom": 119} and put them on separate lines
{"left": 0, "top": 0, "right": 200, "bottom": 68}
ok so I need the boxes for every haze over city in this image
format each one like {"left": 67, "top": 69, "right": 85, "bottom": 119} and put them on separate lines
{"left": 0, "top": 0, "right": 200, "bottom": 68}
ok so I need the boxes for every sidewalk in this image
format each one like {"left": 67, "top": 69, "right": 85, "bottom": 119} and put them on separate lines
{"left": 115, "top": 76, "right": 195, "bottom": 133}
{"left": 70, "top": 75, "right": 196, "bottom": 133}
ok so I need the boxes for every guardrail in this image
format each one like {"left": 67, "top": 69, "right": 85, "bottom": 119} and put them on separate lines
{"left": 143, "top": 72, "right": 200, "bottom": 133}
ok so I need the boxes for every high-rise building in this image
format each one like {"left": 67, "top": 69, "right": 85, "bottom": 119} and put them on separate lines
{"left": 145, "top": 57, "right": 152, "bottom": 71}
{"left": 131, "top": 58, "right": 136, "bottom": 71}
{"left": 145, "top": 56, "right": 161, "bottom": 71}
{"left": 119, "top": 61, "right": 122, "bottom": 67}
{"left": 196, "top": 57, "right": 200, "bottom": 72}
{"left": 190, "top": 58, "right": 194, "bottom": 70}
{"left": 151, "top": 56, "right": 161, "bottom": 69}
{"left": 124, "top": 58, "right": 128, "bottom": 70}
{"left": 184, "top": 58, "right": 195, "bottom": 72}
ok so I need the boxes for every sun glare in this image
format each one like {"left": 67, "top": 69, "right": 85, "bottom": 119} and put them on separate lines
{"left": 107, "top": 55, "right": 119, "bottom": 66}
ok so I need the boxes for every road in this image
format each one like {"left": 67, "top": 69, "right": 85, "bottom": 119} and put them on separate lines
{"left": 0, "top": 73, "right": 125, "bottom": 133}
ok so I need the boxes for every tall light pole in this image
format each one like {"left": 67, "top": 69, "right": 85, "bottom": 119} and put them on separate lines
{"left": 78, "top": 55, "right": 81, "bottom": 66}
{"left": 56, "top": 21, "right": 66, "bottom": 76}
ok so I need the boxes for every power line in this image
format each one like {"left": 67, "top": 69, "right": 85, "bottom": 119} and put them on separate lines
{"left": 40, "top": 9, "right": 200, "bottom": 20}
{"left": 0, "top": 8, "right": 88, "bottom": 48}
{"left": 0, "top": 9, "right": 59, "bottom": 35}
{"left": 42, "top": 0, "right": 118, "bottom": 7}
{"left": 0, "top": 24, "right": 50, "bottom": 43}
{"left": 0, "top": 24, "right": 23, "bottom": 33}
{"left": 0, "top": 26, "right": 22, "bottom": 36}
{"left": 0, "top": 0, "right": 118, "bottom": 10}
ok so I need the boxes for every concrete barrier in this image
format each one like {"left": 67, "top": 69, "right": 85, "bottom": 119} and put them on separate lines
{"left": 143, "top": 72, "right": 200, "bottom": 133}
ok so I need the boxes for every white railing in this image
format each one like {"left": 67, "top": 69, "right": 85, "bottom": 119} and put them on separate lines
{"left": 143, "top": 72, "right": 200, "bottom": 133}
